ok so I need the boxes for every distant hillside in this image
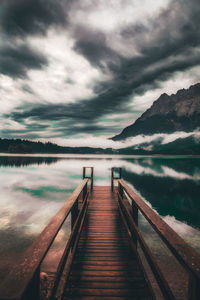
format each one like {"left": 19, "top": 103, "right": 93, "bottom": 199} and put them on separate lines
{"left": 0, "top": 138, "right": 113, "bottom": 154}
{"left": 0, "top": 136, "right": 199, "bottom": 155}
{"left": 112, "top": 83, "right": 200, "bottom": 140}
{"left": 118, "top": 135, "right": 200, "bottom": 155}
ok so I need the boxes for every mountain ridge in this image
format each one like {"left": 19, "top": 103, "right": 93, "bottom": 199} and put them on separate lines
{"left": 112, "top": 83, "right": 200, "bottom": 140}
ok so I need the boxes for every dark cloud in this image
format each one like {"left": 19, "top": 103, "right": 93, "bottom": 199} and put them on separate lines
{"left": 2, "top": 123, "right": 49, "bottom": 133}
{"left": 50, "top": 122, "right": 120, "bottom": 138}
{"left": 0, "top": 0, "right": 70, "bottom": 78}
{"left": 73, "top": 26, "right": 121, "bottom": 69}
{"left": 6, "top": 95, "right": 129, "bottom": 124}
{"left": 121, "top": 23, "right": 148, "bottom": 38}
{"left": 68, "top": 0, "right": 200, "bottom": 124}
{"left": 53, "top": 124, "right": 105, "bottom": 137}
{"left": 1, "top": 122, "right": 50, "bottom": 139}
{"left": 71, "top": 0, "right": 200, "bottom": 80}
{"left": 2, "top": 0, "right": 200, "bottom": 138}
{"left": 5, "top": 104, "right": 121, "bottom": 138}
{"left": 0, "top": 0, "right": 67, "bottom": 36}
{"left": 6, "top": 47, "right": 200, "bottom": 135}
{"left": 1, "top": 119, "right": 116, "bottom": 139}
{"left": 0, "top": 43, "right": 48, "bottom": 77}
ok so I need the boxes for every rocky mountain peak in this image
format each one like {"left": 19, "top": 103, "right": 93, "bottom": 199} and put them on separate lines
{"left": 112, "top": 83, "right": 200, "bottom": 141}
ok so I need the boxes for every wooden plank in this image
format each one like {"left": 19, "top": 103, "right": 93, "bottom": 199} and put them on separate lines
{"left": 77, "top": 249, "right": 131, "bottom": 253}
{"left": 67, "top": 281, "right": 146, "bottom": 289}
{"left": 64, "top": 287, "right": 150, "bottom": 297}
{"left": 70, "top": 270, "right": 140, "bottom": 277}
{"left": 74, "top": 257, "right": 132, "bottom": 262}
{"left": 71, "top": 265, "right": 134, "bottom": 271}
{"left": 64, "top": 297, "right": 147, "bottom": 300}
{"left": 78, "top": 242, "right": 128, "bottom": 246}
{"left": 77, "top": 255, "right": 131, "bottom": 259}
{"left": 77, "top": 247, "right": 127, "bottom": 251}
{"left": 68, "top": 275, "right": 145, "bottom": 283}
{"left": 73, "top": 260, "right": 135, "bottom": 266}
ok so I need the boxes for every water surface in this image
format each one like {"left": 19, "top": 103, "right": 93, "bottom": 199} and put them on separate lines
{"left": 0, "top": 154, "right": 200, "bottom": 284}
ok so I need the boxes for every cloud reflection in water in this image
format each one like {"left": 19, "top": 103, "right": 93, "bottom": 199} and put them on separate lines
{"left": 0, "top": 154, "right": 200, "bottom": 280}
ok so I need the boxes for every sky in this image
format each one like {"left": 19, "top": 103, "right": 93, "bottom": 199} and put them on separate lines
{"left": 0, "top": 0, "right": 200, "bottom": 147}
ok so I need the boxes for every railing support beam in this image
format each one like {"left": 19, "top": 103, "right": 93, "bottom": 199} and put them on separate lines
{"left": 188, "top": 273, "right": 200, "bottom": 300}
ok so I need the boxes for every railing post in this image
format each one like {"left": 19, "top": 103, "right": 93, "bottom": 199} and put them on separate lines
{"left": 26, "top": 267, "right": 41, "bottom": 300}
{"left": 83, "top": 167, "right": 86, "bottom": 179}
{"left": 83, "top": 167, "right": 93, "bottom": 190}
{"left": 82, "top": 181, "right": 88, "bottom": 202}
{"left": 91, "top": 167, "right": 94, "bottom": 190}
{"left": 111, "top": 168, "right": 114, "bottom": 191}
{"left": 111, "top": 168, "right": 122, "bottom": 191}
{"left": 131, "top": 201, "right": 138, "bottom": 247}
{"left": 71, "top": 199, "right": 78, "bottom": 230}
{"left": 118, "top": 181, "right": 124, "bottom": 199}
{"left": 132, "top": 201, "right": 138, "bottom": 227}
{"left": 188, "top": 273, "right": 200, "bottom": 300}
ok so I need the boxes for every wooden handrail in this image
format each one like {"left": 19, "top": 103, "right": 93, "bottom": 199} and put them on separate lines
{"left": 52, "top": 191, "right": 89, "bottom": 300}
{"left": 117, "top": 195, "right": 157, "bottom": 300}
{"left": 0, "top": 178, "right": 89, "bottom": 300}
{"left": 118, "top": 179, "right": 200, "bottom": 279}
{"left": 118, "top": 191, "right": 175, "bottom": 300}
{"left": 118, "top": 179, "right": 200, "bottom": 299}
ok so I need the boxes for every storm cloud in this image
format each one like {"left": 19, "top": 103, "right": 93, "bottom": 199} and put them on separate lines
{"left": 73, "top": 26, "right": 121, "bottom": 69}
{"left": 1, "top": 0, "right": 200, "bottom": 145}
{"left": 0, "top": 43, "right": 48, "bottom": 77}
{"left": 0, "top": 0, "right": 67, "bottom": 36}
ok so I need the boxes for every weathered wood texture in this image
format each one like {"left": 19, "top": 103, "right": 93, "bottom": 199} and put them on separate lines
{"left": 63, "top": 186, "right": 154, "bottom": 300}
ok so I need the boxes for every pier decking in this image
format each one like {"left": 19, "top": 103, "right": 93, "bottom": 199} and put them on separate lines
{"left": 64, "top": 186, "right": 153, "bottom": 299}
{"left": 0, "top": 167, "right": 200, "bottom": 300}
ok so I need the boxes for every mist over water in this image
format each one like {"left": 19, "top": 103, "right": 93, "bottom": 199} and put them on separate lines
{"left": 0, "top": 154, "right": 200, "bottom": 282}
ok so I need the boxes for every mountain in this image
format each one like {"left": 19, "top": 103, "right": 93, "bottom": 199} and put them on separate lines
{"left": 112, "top": 83, "right": 200, "bottom": 140}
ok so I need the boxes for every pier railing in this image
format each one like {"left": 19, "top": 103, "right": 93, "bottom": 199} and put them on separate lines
{"left": 0, "top": 169, "right": 93, "bottom": 300}
{"left": 117, "top": 177, "right": 200, "bottom": 300}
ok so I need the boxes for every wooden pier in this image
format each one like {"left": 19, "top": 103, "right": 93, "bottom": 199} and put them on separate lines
{"left": 0, "top": 167, "right": 200, "bottom": 300}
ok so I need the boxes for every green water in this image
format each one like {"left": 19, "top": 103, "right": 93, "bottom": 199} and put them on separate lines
{"left": 0, "top": 154, "right": 200, "bottom": 282}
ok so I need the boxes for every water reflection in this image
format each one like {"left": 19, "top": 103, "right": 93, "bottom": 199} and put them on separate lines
{"left": 0, "top": 154, "right": 200, "bottom": 282}
{"left": 122, "top": 161, "right": 200, "bottom": 229}
{"left": 0, "top": 156, "right": 61, "bottom": 167}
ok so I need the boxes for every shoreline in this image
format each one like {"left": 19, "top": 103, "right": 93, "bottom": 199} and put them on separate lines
{"left": 0, "top": 152, "right": 200, "bottom": 158}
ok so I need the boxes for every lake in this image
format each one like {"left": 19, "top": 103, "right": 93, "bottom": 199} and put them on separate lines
{"left": 0, "top": 154, "right": 200, "bottom": 287}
